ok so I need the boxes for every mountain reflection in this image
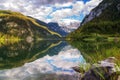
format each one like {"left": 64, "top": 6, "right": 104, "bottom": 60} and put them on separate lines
{"left": 0, "top": 41, "right": 85, "bottom": 80}
{"left": 0, "top": 40, "right": 64, "bottom": 69}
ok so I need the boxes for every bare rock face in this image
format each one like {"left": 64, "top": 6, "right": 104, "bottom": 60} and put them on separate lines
{"left": 81, "top": 3, "right": 111, "bottom": 25}
{"left": 81, "top": 0, "right": 120, "bottom": 25}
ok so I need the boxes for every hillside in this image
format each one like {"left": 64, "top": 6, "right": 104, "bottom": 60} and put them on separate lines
{"left": 47, "top": 22, "right": 68, "bottom": 36}
{"left": 0, "top": 10, "right": 61, "bottom": 41}
{"left": 67, "top": 0, "right": 120, "bottom": 40}
{"left": 34, "top": 19, "right": 68, "bottom": 36}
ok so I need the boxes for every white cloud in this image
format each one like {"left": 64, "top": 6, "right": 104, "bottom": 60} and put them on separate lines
{"left": 50, "top": 9, "right": 72, "bottom": 21}
{"left": 50, "top": 1, "right": 84, "bottom": 21}
{"left": 60, "top": 19, "right": 80, "bottom": 25}
{"left": 72, "top": 1, "right": 84, "bottom": 15}
{"left": 0, "top": 0, "right": 102, "bottom": 24}
{"left": 83, "top": 0, "right": 102, "bottom": 15}
{"left": 25, "top": 0, "right": 73, "bottom": 5}
{"left": 0, "top": 0, "right": 53, "bottom": 21}
{"left": 54, "top": 2, "right": 72, "bottom": 8}
{"left": 49, "top": 0, "right": 102, "bottom": 23}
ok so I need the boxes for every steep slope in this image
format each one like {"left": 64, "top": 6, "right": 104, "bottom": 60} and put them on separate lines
{"left": 35, "top": 17, "right": 80, "bottom": 37}
{"left": 82, "top": 0, "right": 120, "bottom": 24}
{"left": 0, "top": 10, "right": 61, "bottom": 41}
{"left": 35, "top": 19, "right": 68, "bottom": 36}
{"left": 47, "top": 22, "right": 68, "bottom": 36}
{"left": 68, "top": 0, "right": 120, "bottom": 40}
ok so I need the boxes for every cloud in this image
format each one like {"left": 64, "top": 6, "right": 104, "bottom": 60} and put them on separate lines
{"left": 54, "top": 2, "right": 73, "bottom": 8}
{"left": 50, "top": 9, "right": 72, "bottom": 21}
{"left": 50, "top": 1, "right": 84, "bottom": 19}
{"left": 0, "top": 0, "right": 53, "bottom": 21}
{"left": 0, "top": 0, "right": 102, "bottom": 24}
{"left": 83, "top": 0, "right": 102, "bottom": 15}
{"left": 49, "top": 0, "right": 102, "bottom": 23}
{"left": 0, "top": 0, "right": 6, "bottom": 3}
{"left": 72, "top": 1, "right": 84, "bottom": 15}
{"left": 25, "top": 0, "right": 73, "bottom": 6}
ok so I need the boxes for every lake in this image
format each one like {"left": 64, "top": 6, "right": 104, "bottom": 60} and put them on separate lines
{"left": 0, "top": 40, "right": 120, "bottom": 80}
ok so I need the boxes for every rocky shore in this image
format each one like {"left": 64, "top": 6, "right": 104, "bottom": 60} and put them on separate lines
{"left": 72, "top": 57, "right": 120, "bottom": 80}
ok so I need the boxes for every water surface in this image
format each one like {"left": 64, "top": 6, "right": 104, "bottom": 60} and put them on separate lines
{"left": 0, "top": 40, "right": 120, "bottom": 80}
{"left": 0, "top": 40, "right": 85, "bottom": 80}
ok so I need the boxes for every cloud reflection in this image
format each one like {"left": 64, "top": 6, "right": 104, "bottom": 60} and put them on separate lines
{"left": 0, "top": 45, "right": 86, "bottom": 80}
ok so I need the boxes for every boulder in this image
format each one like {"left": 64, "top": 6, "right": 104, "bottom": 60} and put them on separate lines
{"left": 81, "top": 66, "right": 119, "bottom": 80}
{"left": 73, "top": 57, "right": 120, "bottom": 80}
{"left": 81, "top": 57, "right": 120, "bottom": 80}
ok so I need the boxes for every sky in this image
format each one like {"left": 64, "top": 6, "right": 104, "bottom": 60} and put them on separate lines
{"left": 0, "top": 0, "right": 102, "bottom": 24}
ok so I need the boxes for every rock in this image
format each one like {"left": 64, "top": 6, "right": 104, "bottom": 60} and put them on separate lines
{"left": 97, "top": 57, "right": 116, "bottom": 68}
{"left": 118, "top": 76, "right": 120, "bottom": 80}
{"left": 80, "top": 57, "right": 120, "bottom": 80}
{"left": 81, "top": 66, "right": 117, "bottom": 80}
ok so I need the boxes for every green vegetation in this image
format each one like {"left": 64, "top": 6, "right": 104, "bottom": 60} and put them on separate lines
{"left": 68, "top": 21, "right": 120, "bottom": 41}
{"left": 67, "top": 1, "right": 120, "bottom": 71}
{"left": 67, "top": 0, "right": 120, "bottom": 40}
{"left": 0, "top": 40, "right": 61, "bottom": 69}
{"left": 0, "top": 10, "right": 61, "bottom": 40}
{"left": 67, "top": 0, "right": 120, "bottom": 78}
{"left": 69, "top": 41, "right": 120, "bottom": 66}
{"left": 69, "top": 40, "right": 120, "bottom": 79}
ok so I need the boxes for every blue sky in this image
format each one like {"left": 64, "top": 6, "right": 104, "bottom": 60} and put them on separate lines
{"left": 77, "top": 0, "right": 90, "bottom": 3}
{"left": 0, "top": 0, "right": 102, "bottom": 24}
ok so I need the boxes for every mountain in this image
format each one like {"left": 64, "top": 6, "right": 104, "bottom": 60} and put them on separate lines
{"left": 47, "top": 22, "right": 68, "bottom": 36}
{"left": 0, "top": 10, "right": 61, "bottom": 41}
{"left": 47, "top": 21, "right": 80, "bottom": 36}
{"left": 68, "top": 0, "right": 120, "bottom": 40}
{"left": 59, "top": 21, "right": 80, "bottom": 33}
{"left": 81, "top": 0, "right": 120, "bottom": 25}
{"left": 36, "top": 19, "right": 80, "bottom": 37}
{"left": 35, "top": 19, "right": 68, "bottom": 36}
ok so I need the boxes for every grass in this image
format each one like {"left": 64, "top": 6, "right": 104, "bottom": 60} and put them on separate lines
{"left": 67, "top": 15, "right": 120, "bottom": 42}
{"left": 69, "top": 40, "right": 120, "bottom": 79}
{"left": 69, "top": 40, "right": 120, "bottom": 65}
{"left": 0, "top": 10, "right": 61, "bottom": 38}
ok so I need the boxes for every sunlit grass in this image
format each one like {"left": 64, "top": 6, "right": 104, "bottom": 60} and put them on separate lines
{"left": 0, "top": 10, "right": 61, "bottom": 37}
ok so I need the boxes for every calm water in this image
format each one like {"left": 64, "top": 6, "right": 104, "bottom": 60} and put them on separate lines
{"left": 0, "top": 40, "right": 119, "bottom": 80}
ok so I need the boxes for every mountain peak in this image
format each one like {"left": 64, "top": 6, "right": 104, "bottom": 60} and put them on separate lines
{"left": 81, "top": 0, "right": 120, "bottom": 25}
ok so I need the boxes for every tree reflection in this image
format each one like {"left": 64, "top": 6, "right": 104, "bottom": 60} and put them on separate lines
{"left": 70, "top": 41, "right": 120, "bottom": 65}
{"left": 0, "top": 40, "right": 62, "bottom": 69}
